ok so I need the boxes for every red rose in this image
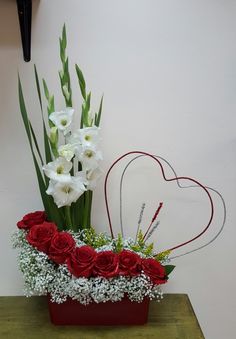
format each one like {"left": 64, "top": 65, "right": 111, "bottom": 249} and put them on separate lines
{"left": 48, "top": 232, "right": 76, "bottom": 264}
{"left": 118, "top": 250, "right": 141, "bottom": 276}
{"left": 141, "top": 258, "right": 167, "bottom": 285}
{"left": 17, "top": 211, "right": 46, "bottom": 230}
{"left": 67, "top": 245, "right": 97, "bottom": 278}
{"left": 26, "top": 222, "right": 57, "bottom": 253}
{"left": 93, "top": 251, "right": 119, "bottom": 278}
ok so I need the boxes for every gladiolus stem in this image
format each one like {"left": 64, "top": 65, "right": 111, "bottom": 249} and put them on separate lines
{"left": 65, "top": 206, "right": 73, "bottom": 229}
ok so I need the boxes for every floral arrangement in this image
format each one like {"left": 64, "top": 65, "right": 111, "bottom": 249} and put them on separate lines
{"left": 13, "top": 26, "right": 175, "bottom": 305}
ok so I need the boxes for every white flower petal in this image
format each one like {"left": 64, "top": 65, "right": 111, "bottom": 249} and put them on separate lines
{"left": 78, "top": 145, "right": 103, "bottom": 171}
{"left": 46, "top": 176, "right": 87, "bottom": 208}
{"left": 78, "top": 127, "right": 100, "bottom": 147}
{"left": 43, "top": 157, "right": 72, "bottom": 182}
{"left": 58, "top": 144, "right": 75, "bottom": 161}
{"left": 86, "top": 167, "right": 103, "bottom": 190}
{"left": 49, "top": 108, "right": 74, "bottom": 135}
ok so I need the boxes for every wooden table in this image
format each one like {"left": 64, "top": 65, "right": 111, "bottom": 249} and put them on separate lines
{"left": 0, "top": 294, "right": 204, "bottom": 339}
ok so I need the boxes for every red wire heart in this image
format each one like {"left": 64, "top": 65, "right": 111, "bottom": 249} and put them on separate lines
{"left": 104, "top": 151, "right": 214, "bottom": 253}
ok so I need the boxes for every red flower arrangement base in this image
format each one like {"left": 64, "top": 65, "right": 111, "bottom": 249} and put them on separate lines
{"left": 47, "top": 295, "right": 150, "bottom": 325}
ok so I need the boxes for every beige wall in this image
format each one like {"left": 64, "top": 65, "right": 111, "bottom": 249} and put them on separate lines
{"left": 0, "top": 0, "right": 235, "bottom": 338}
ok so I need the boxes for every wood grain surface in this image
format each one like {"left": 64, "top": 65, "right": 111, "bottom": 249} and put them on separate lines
{"left": 0, "top": 294, "right": 204, "bottom": 339}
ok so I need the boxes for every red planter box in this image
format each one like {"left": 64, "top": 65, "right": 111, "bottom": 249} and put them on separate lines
{"left": 47, "top": 295, "right": 150, "bottom": 325}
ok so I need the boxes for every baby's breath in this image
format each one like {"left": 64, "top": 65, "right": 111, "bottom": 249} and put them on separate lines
{"left": 13, "top": 229, "right": 167, "bottom": 304}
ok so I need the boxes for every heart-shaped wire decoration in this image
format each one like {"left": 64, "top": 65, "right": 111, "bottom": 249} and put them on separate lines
{"left": 104, "top": 151, "right": 218, "bottom": 256}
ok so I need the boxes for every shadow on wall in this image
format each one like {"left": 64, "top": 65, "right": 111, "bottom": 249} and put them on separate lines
{"left": 0, "top": 0, "right": 40, "bottom": 56}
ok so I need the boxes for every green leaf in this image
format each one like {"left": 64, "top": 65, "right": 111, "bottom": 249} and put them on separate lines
{"left": 71, "top": 194, "right": 84, "bottom": 231}
{"left": 42, "top": 78, "right": 50, "bottom": 101}
{"left": 34, "top": 65, "right": 43, "bottom": 111}
{"left": 59, "top": 38, "right": 65, "bottom": 63}
{"left": 143, "top": 242, "right": 154, "bottom": 256}
{"left": 18, "top": 75, "right": 33, "bottom": 149}
{"left": 164, "top": 265, "right": 175, "bottom": 276}
{"left": 81, "top": 92, "right": 91, "bottom": 127}
{"left": 19, "top": 76, "right": 47, "bottom": 205}
{"left": 115, "top": 233, "right": 123, "bottom": 252}
{"left": 49, "top": 95, "right": 55, "bottom": 113}
{"left": 19, "top": 75, "right": 64, "bottom": 228}
{"left": 95, "top": 95, "right": 103, "bottom": 127}
{"left": 62, "top": 23, "right": 67, "bottom": 50}
{"left": 82, "top": 191, "right": 91, "bottom": 229}
{"left": 75, "top": 64, "right": 86, "bottom": 100}
{"left": 34, "top": 69, "right": 53, "bottom": 165}
{"left": 29, "top": 122, "right": 43, "bottom": 166}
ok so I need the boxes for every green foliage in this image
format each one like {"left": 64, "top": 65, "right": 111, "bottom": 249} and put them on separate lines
{"left": 115, "top": 233, "right": 123, "bottom": 253}
{"left": 95, "top": 95, "right": 103, "bottom": 127}
{"left": 81, "top": 92, "right": 92, "bottom": 127}
{"left": 81, "top": 228, "right": 110, "bottom": 248}
{"left": 142, "top": 242, "right": 154, "bottom": 256}
{"left": 75, "top": 64, "right": 86, "bottom": 100}
{"left": 42, "top": 79, "right": 55, "bottom": 119}
{"left": 18, "top": 77, "right": 64, "bottom": 230}
{"left": 128, "top": 229, "right": 156, "bottom": 257}
{"left": 155, "top": 250, "right": 171, "bottom": 262}
{"left": 137, "top": 229, "right": 145, "bottom": 247}
{"left": 164, "top": 265, "right": 175, "bottom": 277}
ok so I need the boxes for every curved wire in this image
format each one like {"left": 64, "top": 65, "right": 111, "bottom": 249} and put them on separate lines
{"left": 104, "top": 151, "right": 214, "bottom": 252}
{"left": 119, "top": 154, "right": 226, "bottom": 260}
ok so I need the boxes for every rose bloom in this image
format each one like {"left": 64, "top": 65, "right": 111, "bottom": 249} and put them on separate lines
{"left": 119, "top": 249, "right": 141, "bottom": 276}
{"left": 17, "top": 211, "right": 46, "bottom": 230}
{"left": 26, "top": 222, "right": 57, "bottom": 253}
{"left": 93, "top": 251, "right": 119, "bottom": 278}
{"left": 48, "top": 232, "right": 76, "bottom": 264}
{"left": 66, "top": 245, "right": 97, "bottom": 278}
{"left": 141, "top": 258, "right": 167, "bottom": 285}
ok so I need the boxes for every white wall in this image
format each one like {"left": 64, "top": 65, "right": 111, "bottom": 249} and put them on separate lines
{"left": 0, "top": 0, "right": 236, "bottom": 338}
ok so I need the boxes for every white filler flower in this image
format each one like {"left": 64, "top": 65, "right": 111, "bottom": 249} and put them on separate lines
{"left": 49, "top": 107, "right": 74, "bottom": 135}
{"left": 46, "top": 176, "right": 87, "bottom": 208}
{"left": 43, "top": 157, "right": 72, "bottom": 182}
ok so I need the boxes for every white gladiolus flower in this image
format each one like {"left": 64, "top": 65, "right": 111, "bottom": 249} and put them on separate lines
{"left": 78, "top": 127, "right": 100, "bottom": 147}
{"left": 67, "top": 131, "right": 81, "bottom": 155}
{"left": 86, "top": 167, "right": 103, "bottom": 190}
{"left": 43, "top": 157, "right": 72, "bottom": 182}
{"left": 68, "top": 127, "right": 100, "bottom": 153}
{"left": 67, "top": 130, "right": 80, "bottom": 145}
{"left": 58, "top": 144, "right": 75, "bottom": 162}
{"left": 46, "top": 176, "right": 87, "bottom": 208}
{"left": 49, "top": 107, "right": 74, "bottom": 135}
{"left": 78, "top": 146, "right": 102, "bottom": 170}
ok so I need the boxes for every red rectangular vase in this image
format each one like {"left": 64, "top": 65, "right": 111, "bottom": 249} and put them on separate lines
{"left": 47, "top": 296, "right": 150, "bottom": 325}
